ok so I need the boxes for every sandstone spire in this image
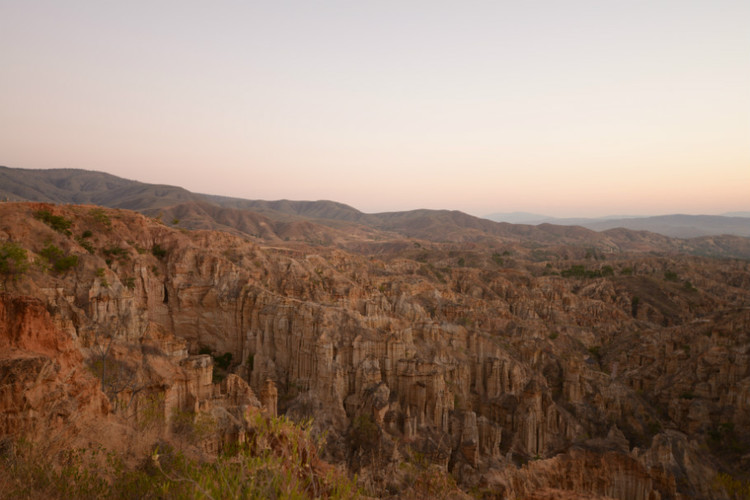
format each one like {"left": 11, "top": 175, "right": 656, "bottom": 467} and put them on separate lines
{"left": 260, "top": 378, "right": 278, "bottom": 417}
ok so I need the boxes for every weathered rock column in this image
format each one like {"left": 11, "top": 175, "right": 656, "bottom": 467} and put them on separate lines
{"left": 261, "top": 378, "right": 278, "bottom": 417}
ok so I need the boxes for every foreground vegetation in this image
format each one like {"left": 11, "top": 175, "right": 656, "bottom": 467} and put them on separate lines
{"left": 0, "top": 414, "right": 361, "bottom": 500}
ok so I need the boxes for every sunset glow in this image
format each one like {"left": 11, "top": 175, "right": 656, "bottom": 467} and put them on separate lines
{"left": 1, "top": 1, "right": 748, "bottom": 217}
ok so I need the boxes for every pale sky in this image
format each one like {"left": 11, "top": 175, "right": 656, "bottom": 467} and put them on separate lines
{"left": 1, "top": 1, "right": 748, "bottom": 217}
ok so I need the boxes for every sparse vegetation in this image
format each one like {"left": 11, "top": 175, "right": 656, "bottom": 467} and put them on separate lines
{"left": 199, "top": 348, "right": 234, "bottom": 383}
{"left": 39, "top": 244, "right": 78, "bottom": 272}
{"left": 87, "top": 351, "right": 140, "bottom": 406}
{"left": 0, "top": 415, "right": 361, "bottom": 499}
{"left": 561, "top": 264, "right": 610, "bottom": 279}
{"left": 214, "top": 352, "right": 233, "bottom": 371}
{"left": 350, "top": 414, "right": 380, "bottom": 451}
{"left": 713, "top": 472, "right": 750, "bottom": 500}
{"left": 397, "top": 448, "right": 461, "bottom": 499}
{"left": 708, "top": 422, "right": 749, "bottom": 455}
{"left": 102, "top": 246, "right": 129, "bottom": 263}
{"left": 76, "top": 235, "right": 95, "bottom": 254}
{"left": 152, "top": 244, "right": 167, "bottom": 259}
{"left": 89, "top": 208, "right": 112, "bottom": 227}
{"left": 33, "top": 209, "right": 72, "bottom": 234}
{"left": 0, "top": 242, "right": 29, "bottom": 279}
{"left": 171, "top": 408, "right": 217, "bottom": 444}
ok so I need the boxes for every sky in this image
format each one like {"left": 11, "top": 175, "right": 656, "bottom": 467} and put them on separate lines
{"left": 1, "top": 1, "right": 748, "bottom": 217}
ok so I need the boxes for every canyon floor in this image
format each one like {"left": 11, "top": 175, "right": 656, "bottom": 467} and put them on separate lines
{"left": 1, "top": 201, "right": 749, "bottom": 499}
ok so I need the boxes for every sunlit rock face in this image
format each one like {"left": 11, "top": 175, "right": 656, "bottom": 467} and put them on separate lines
{"left": 1, "top": 202, "right": 748, "bottom": 498}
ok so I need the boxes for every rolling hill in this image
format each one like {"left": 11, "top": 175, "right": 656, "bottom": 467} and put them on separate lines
{"left": 3, "top": 165, "right": 750, "bottom": 259}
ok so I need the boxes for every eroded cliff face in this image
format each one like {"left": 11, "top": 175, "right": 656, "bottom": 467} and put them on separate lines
{"left": 0, "top": 294, "right": 110, "bottom": 441}
{"left": 1, "top": 202, "right": 748, "bottom": 499}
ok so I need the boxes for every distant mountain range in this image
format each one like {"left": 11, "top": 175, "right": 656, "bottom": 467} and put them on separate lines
{"left": 484, "top": 212, "right": 750, "bottom": 238}
{"left": 2, "top": 165, "right": 750, "bottom": 259}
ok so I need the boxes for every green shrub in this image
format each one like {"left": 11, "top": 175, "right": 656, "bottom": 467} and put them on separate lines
{"left": 76, "top": 236, "right": 95, "bottom": 254}
{"left": 198, "top": 349, "right": 234, "bottom": 383}
{"left": 713, "top": 472, "right": 750, "bottom": 499}
{"left": 40, "top": 244, "right": 63, "bottom": 261}
{"left": 102, "top": 246, "right": 129, "bottom": 261}
{"left": 350, "top": 414, "right": 379, "bottom": 450}
{"left": 214, "top": 352, "right": 233, "bottom": 371}
{"left": 152, "top": 244, "right": 167, "bottom": 259}
{"left": 33, "top": 209, "right": 72, "bottom": 234}
{"left": 0, "top": 242, "right": 29, "bottom": 278}
{"left": 124, "top": 277, "right": 136, "bottom": 290}
{"left": 54, "top": 255, "right": 78, "bottom": 272}
{"left": 561, "top": 264, "right": 617, "bottom": 279}
{"left": 89, "top": 208, "right": 111, "bottom": 227}
{"left": 40, "top": 244, "right": 79, "bottom": 272}
{"left": 561, "top": 265, "right": 588, "bottom": 278}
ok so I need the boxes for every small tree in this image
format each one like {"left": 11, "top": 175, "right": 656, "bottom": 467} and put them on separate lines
{"left": 0, "top": 242, "right": 29, "bottom": 281}
{"left": 40, "top": 244, "right": 79, "bottom": 272}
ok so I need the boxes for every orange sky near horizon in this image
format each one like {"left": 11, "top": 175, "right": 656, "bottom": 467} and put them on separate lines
{"left": 1, "top": 1, "right": 748, "bottom": 217}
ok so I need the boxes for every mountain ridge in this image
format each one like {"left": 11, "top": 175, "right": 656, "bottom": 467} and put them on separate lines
{"left": 3, "top": 165, "right": 750, "bottom": 259}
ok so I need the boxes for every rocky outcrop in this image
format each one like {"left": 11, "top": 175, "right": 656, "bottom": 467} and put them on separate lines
{"left": 0, "top": 294, "right": 109, "bottom": 440}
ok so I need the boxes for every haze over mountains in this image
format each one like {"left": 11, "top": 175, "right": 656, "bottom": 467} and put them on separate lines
{"left": 2, "top": 166, "right": 750, "bottom": 260}
{"left": 485, "top": 211, "right": 750, "bottom": 238}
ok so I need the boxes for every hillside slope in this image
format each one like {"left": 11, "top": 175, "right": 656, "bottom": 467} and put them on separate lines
{"left": 3, "top": 165, "right": 750, "bottom": 260}
{"left": 0, "top": 165, "right": 200, "bottom": 209}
